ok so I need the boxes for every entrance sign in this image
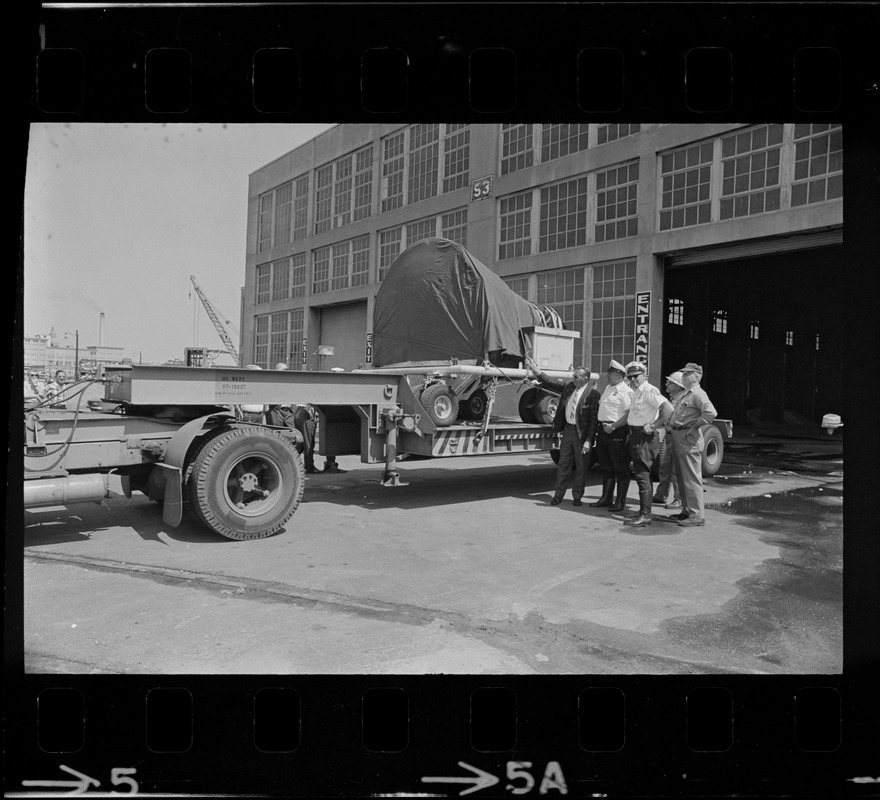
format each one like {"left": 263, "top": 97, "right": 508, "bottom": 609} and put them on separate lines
{"left": 634, "top": 291, "right": 651, "bottom": 368}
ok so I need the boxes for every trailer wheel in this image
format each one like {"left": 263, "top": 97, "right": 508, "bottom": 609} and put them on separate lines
{"left": 186, "top": 426, "right": 304, "bottom": 540}
{"left": 420, "top": 383, "right": 460, "bottom": 427}
{"left": 700, "top": 425, "right": 724, "bottom": 477}
{"left": 536, "top": 392, "right": 559, "bottom": 425}
{"left": 459, "top": 389, "right": 488, "bottom": 420}
{"left": 518, "top": 388, "right": 538, "bottom": 423}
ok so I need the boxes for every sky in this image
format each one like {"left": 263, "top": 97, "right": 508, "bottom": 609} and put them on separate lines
{"left": 22, "top": 122, "right": 334, "bottom": 364}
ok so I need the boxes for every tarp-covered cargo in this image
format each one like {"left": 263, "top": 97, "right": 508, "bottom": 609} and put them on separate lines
{"left": 373, "top": 238, "right": 546, "bottom": 368}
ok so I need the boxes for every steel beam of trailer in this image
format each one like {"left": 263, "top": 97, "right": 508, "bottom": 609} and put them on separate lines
{"left": 109, "top": 365, "right": 406, "bottom": 407}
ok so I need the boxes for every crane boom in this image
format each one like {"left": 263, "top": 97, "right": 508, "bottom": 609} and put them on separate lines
{"left": 190, "top": 275, "right": 240, "bottom": 365}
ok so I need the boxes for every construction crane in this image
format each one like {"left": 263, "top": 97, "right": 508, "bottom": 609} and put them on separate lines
{"left": 190, "top": 275, "right": 240, "bottom": 365}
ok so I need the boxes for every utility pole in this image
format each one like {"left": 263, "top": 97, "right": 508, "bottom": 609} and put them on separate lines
{"left": 65, "top": 329, "right": 80, "bottom": 380}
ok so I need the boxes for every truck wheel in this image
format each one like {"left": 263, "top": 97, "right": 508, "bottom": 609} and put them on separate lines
{"left": 459, "top": 389, "right": 488, "bottom": 420}
{"left": 700, "top": 425, "right": 724, "bottom": 477}
{"left": 186, "top": 426, "right": 304, "bottom": 540}
{"left": 536, "top": 392, "right": 558, "bottom": 425}
{"left": 518, "top": 388, "right": 538, "bottom": 423}
{"left": 420, "top": 383, "right": 460, "bottom": 427}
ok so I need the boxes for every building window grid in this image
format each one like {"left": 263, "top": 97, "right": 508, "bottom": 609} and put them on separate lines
{"left": 501, "top": 124, "right": 534, "bottom": 175}
{"left": 254, "top": 314, "right": 269, "bottom": 366}
{"left": 792, "top": 124, "right": 843, "bottom": 207}
{"left": 271, "top": 257, "right": 291, "bottom": 302}
{"left": 443, "top": 126, "right": 470, "bottom": 193}
{"left": 597, "top": 124, "right": 641, "bottom": 146}
{"left": 258, "top": 193, "right": 274, "bottom": 253}
{"left": 441, "top": 209, "right": 468, "bottom": 246}
{"left": 537, "top": 267, "right": 585, "bottom": 367}
{"left": 596, "top": 161, "right": 639, "bottom": 242}
{"left": 314, "top": 165, "right": 333, "bottom": 235}
{"left": 719, "top": 125, "right": 783, "bottom": 220}
{"left": 351, "top": 236, "right": 370, "bottom": 287}
{"left": 332, "top": 155, "right": 353, "bottom": 228}
{"left": 713, "top": 309, "right": 729, "bottom": 334}
{"left": 353, "top": 147, "right": 374, "bottom": 221}
{"left": 591, "top": 261, "right": 637, "bottom": 368}
{"left": 272, "top": 181, "right": 293, "bottom": 247}
{"left": 668, "top": 298, "right": 684, "bottom": 326}
{"left": 408, "top": 124, "right": 440, "bottom": 204}
{"left": 312, "top": 246, "right": 330, "bottom": 294}
{"left": 539, "top": 176, "right": 589, "bottom": 253}
{"left": 293, "top": 175, "right": 309, "bottom": 241}
{"left": 378, "top": 228, "right": 402, "bottom": 282}
{"left": 406, "top": 217, "right": 438, "bottom": 245}
{"left": 256, "top": 264, "right": 271, "bottom": 305}
{"left": 291, "top": 253, "right": 306, "bottom": 297}
{"left": 541, "top": 124, "right": 590, "bottom": 162}
{"left": 503, "top": 276, "right": 530, "bottom": 300}
{"left": 381, "top": 132, "right": 406, "bottom": 212}
{"left": 289, "top": 308, "right": 305, "bottom": 370}
{"left": 499, "top": 192, "right": 533, "bottom": 260}
{"left": 659, "top": 142, "right": 714, "bottom": 231}
{"left": 269, "top": 311, "right": 289, "bottom": 367}
{"left": 331, "top": 242, "right": 350, "bottom": 291}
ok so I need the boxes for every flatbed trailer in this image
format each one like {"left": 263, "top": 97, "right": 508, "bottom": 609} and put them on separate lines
{"left": 23, "top": 364, "right": 731, "bottom": 540}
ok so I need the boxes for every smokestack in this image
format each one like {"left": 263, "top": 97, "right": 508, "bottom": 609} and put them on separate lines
{"left": 99, "top": 312, "right": 104, "bottom": 347}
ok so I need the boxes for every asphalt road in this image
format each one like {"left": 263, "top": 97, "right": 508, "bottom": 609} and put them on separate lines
{"left": 22, "top": 432, "right": 843, "bottom": 675}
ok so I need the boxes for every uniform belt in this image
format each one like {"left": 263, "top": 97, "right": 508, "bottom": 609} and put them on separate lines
{"left": 671, "top": 425, "right": 687, "bottom": 430}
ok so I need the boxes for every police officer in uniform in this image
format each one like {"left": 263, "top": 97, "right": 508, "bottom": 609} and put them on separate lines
{"left": 622, "top": 361, "right": 674, "bottom": 527}
{"left": 667, "top": 362, "right": 718, "bottom": 527}
{"left": 590, "top": 359, "right": 634, "bottom": 512}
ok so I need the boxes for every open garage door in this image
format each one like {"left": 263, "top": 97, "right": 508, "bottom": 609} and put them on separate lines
{"left": 316, "top": 302, "right": 368, "bottom": 371}
{"left": 663, "top": 244, "right": 844, "bottom": 427}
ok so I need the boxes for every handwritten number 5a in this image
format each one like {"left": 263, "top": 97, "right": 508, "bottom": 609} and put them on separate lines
{"left": 111, "top": 767, "right": 139, "bottom": 794}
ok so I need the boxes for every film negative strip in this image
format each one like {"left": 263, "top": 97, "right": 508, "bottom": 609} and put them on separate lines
{"left": 10, "top": 2, "right": 880, "bottom": 798}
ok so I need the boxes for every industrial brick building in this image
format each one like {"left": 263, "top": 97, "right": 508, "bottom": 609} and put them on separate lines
{"left": 242, "top": 123, "right": 843, "bottom": 426}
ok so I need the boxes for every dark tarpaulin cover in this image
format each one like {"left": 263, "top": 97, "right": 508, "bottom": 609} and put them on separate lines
{"left": 372, "top": 237, "right": 544, "bottom": 367}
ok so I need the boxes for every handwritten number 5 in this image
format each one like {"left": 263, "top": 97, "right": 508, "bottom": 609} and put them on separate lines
{"left": 111, "top": 768, "right": 139, "bottom": 794}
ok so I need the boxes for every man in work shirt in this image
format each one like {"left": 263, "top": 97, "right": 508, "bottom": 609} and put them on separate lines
{"left": 526, "top": 358, "right": 600, "bottom": 507}
{"left": 590, "top": 359, "right": 634, "bottom": 513}
{"left": 653, "top": 370, "right": 687, "bottom": 509}
{"left": 667, "top": 362, "right": 718, "bottom": 527}
{"left": 622, "top": 361, "right": 674, "bottom": 527}
{"left": 268, "top": 362, "right": 319, "bottom": 474}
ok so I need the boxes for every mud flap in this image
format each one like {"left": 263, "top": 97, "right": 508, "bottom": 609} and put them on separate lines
{"left": 153, "top": 462, "right": 183, "bottom": 527}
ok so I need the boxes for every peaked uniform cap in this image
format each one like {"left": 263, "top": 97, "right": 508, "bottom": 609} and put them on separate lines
{"left": 625, "top": 360, "right": 646, "bottom": 375}
{"left": 607, "top": 359, "right": 627, "bottom": 374}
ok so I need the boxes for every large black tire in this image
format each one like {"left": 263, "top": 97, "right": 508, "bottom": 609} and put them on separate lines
{"left": 700, "top": 424, "right": 724, "bottom": 477}
{"left": 518, "top": 388, "right": 538, "bottom": 423}
{"left": 536, "top": 391, "right": 559, "bottom": 425}
{"left": 186, "top": 426, "right": 304, "bottom": 540}
{"left": 459, "top": 389, "right": 489, "bottom": 421}
{"left": 420, "top": 382, "right": 460, "bottom": 427}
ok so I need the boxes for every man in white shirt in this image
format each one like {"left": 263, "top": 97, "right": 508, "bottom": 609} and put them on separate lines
{"left": 591, "top": 359, "right": 634, "bottom": 512}
{"left": 622, "top": 361, "right": 674, "bottom": 527}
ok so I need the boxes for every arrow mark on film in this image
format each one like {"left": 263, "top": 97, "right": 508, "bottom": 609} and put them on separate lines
{"left": 421, "top": 761, "right": 500, "bottom": 796}
{"left": 22, "top": 764, "right": 100, "bottom": 795}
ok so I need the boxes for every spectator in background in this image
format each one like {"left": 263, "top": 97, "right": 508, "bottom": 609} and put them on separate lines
{"left": 45, "top": 369, "right": 70, "bottom": 409}
{"left": 24, "top": 371, "right": 43, "bottom": 407}
{"left": 268, "top": 362, "right": 319, "bottom": 474}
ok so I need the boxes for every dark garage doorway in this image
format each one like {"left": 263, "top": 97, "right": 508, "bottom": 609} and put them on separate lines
{"left": 662, "top": 245, "right": 844, "bottom": 427}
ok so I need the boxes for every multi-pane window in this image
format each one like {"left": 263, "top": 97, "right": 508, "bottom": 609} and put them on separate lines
{"left": 322, "top": 235, "right": 372, "bottom": 292}
{"left": 408, "top": 124, "right": 440, "bottom": 204}
{"left": 713, "top": 309, "right": 728, "bottom": 334}
{"left": 381, "top": 131, "right": 406, "bottom": 212}
{"left": 541, "top": 124, "right": 589, "bottom": 162}
{"left": 256, "top": 264, "right": 271, "bottom": 304}
{"left": 441, "top": 209, "right": 468, "bottom": 246}
{"left": 591, "top": 260, "right": 637, "bottom": 369}
{"left": 314, "top": 165, "right": 333, "bottom": 234}
{"left": 499, "top": 192, "right": 532, "bottom": 260}
{"left": 792, "top": 124, "right": 842, "bottom": 206}
{"left": 378, "top": 228, "right": 402, "bottom": 282}
{"left": 254, "top": 310, "right": 304, "bottom": 370}
{"left": 720, "top": 124, "right": 783, "bottom": 219}
{"left": 273, "top": 181, "right": 293, "bottom": 247}
{"left": 354, "top": 147, "right": 374, "bottom": 221}
{"left": 258, "top": 193, "right": 274, "bottom": 253}
{"left": 271, "top": 258, "right": 290, "bottom": 302}
{"left": 537, "top": 267, "right": 585, "bottom": 366}
{"left": 443, "top": 125, "right": 470, "bottom": 193}
{"left": 332, "top": 155, "right": 353, "bottom": 228}
{"left": 254, "top": 314, "right": 269, "bottom": 366}
{"left": 596, "top": 161, "right": 639, "bottom": 242}
{"left": 597, "top": 124, "right": 641, "bottom": 145}
{"left": 293, "top": 175, "right": 309, "bottom": 241}
{"left": 501, "top": 124, "right": 534, "bottom": 175}
{"left": 659, "top": 142, "right": 713, "bottom": 230}
{"left": 668, "top": 298, "right": 684, "bottom": 326}
{"left": 291, "top": 253, "right": 306, "bottom": 297}
{"left": 503, "top": 276, "right": 530, "bottom": 300}
{"left": 539, "top": 176, "right": 589, "bottom": 252}
{"left": 406, "top": 217, "right": 437, "bottom": 245}
{"left": 312, "top": 246, "right": 331, "bottom": 293}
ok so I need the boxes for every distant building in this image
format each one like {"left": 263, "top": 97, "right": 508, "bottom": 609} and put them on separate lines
{"left": 24, "top": 332, "right": 127, "bottom": 376}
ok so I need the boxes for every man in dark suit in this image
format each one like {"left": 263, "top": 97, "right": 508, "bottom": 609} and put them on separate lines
{"left": 526, "top": 357, "right": 600, "bottom": 507}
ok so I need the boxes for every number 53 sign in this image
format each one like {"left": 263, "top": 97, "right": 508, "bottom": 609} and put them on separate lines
{"left": 471, "top": 175, "right": 493, "bottom": 201}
